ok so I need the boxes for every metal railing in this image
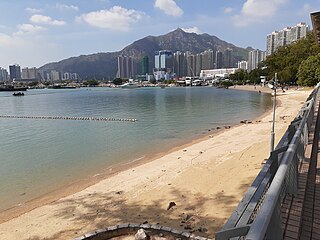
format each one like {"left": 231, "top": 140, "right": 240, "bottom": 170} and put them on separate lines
{"left": 215, "top": 84, "right": 320, "bottom": 240}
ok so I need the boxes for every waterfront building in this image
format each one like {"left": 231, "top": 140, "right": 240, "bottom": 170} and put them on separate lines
{"left": 0, "top": 67, "right": 9, "bottom": 82}
{"left": 223, "top": 48, "right": 233, "bottom": 68}
{"left": 195, "top": 53, "right": 203, "bottom": 76}
{"left": 141, "top": 56, "right": 149, "bottom": 75}
{"left": 9, "top": 64, "right": 21, "bottom": 81}
{"left": 39, "top": 70, "right": 51, "bottom": 81}
{"left": 51, "top": 70, "right": 61, "bottom": 81}
{"left": 237, "top": 61, "right": 248, "bottom": 71}
{"left": 21, "top": 67, "right": 38, "bottom": 80}
{"left": 62, "top": 72, "right": 79, "bottom": 81}
{"left": 201, "top": 50, "right": 215, "bottom": 70}
{"left": 266, "top": 22, "right": 310, "bottom": 55}
{"left": 186, "top": 52, "right": 196, "bottom": 77}
{"left": 215, "top": 51, "right": 223, "bottom": 69}
{"left": 173, "top": 51, "right": 187, "bottom": 77}
{"left": 247, "top": 49, "right": 266, "bottom": 72}
{"left": 117, "top": 55, "right": 135, "bottom": 79}
{"left": 200, "top": 68, "right": 238, "bottom": 79}
{"left": 154, "top": 50, "right": 173, "bottom": 81}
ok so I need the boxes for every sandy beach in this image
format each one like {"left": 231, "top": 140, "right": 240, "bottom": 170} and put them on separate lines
{"left": 0, "top": 86, "right": 311, "bottom": 240}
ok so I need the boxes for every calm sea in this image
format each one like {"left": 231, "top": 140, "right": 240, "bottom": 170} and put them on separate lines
{"left": 0, "top": 87, "right": 272, "bottom": 211}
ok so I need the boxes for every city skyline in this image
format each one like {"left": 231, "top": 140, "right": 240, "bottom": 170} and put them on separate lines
{"left": 0, "top": 0, "right": 317, "bottom": 70}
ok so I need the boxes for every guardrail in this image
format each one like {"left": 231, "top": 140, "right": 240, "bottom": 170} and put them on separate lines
{"left": 215, "top": 84, "right": 320, "bottom": 240}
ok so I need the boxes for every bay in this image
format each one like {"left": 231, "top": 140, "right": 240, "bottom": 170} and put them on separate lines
{"left": 0, "top": 87, "right": 272, "bottom": 211}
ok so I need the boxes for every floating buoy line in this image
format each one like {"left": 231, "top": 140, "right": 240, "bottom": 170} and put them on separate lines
{"left": 0, "top": 115, "right": 137, "bottom": 122}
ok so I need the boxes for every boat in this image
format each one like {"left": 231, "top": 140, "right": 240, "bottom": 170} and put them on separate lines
{"left": 12, "top": 92, "right": 24, "bottom": 96}
{"left": 121, "top": 80, "right": 141, "bottom": 89}
{"left": 0, "top": 85, "right": 27, "bottom": 91}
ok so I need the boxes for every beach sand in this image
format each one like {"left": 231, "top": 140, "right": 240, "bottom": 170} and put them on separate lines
{"left": 0, "top": 86, "right": 311, "bottom": 240}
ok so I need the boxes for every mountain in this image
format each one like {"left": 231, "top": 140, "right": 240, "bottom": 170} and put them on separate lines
{"left": 39, "top": 28, "right": 249, "bottom": 80}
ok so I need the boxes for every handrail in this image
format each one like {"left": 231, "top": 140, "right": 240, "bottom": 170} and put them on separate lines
{"left": 215, "top": 83, "right": 320, "bottom": 240}
{"left": 246, "top": 84, "right": 320, "bottom": 239}
{"left": 246, "top": 99, "right": 313, "bottom": 239}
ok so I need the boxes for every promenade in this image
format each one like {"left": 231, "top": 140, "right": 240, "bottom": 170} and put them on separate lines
{"left": 282, "top": 95, "right": 320, "bottom": 239}
{"left": 216, "top": 86, "right": 320, "bottom": 240}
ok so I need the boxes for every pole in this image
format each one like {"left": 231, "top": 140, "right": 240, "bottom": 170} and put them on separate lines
{"left": 270, "top": 73, "right": 277, "bottom": 152}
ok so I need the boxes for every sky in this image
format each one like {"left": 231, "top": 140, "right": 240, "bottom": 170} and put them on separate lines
{"left": 0, "top": 0, "right": 319, "bottom": 70}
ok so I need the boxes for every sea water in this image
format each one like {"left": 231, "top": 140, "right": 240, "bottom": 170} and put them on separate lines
{"left": 0, "top": 87, "right": 272, "bottom": 211}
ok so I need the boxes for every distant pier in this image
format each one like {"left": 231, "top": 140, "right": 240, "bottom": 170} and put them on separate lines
{"left": 0, "top": 115, "right": 137, "bottom": 122}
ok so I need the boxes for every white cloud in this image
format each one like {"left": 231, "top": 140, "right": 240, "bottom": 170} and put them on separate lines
{"left": 154, "top": 0, "right": 183, "bottom": 17}
{"left": 25, "top": 7, "right": 43, "bottom": 14}
{"left": 56, "top": 4, "right": 79, "bottom": 11}
{"left": 224, "top": 7, "right": 233, "bottom": 14}
{"left": 181, "top": 27, "right": 201, "bottom": 34}
{"left": 233, "top": 0, "right": 288, "bottom": 27}
{"left": 0, "top": 33, "right": 23, "bottom": 46}
{"left": 30, "top": 14, "right": 66, "bottom": 26}
{"left": 14, "top": 24, "right": 45, "bottom": 35}
{"left": 78, "top": 6, "right": 143, "bottom": 31}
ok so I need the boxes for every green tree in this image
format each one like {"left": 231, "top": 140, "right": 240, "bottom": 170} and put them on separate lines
{"left": 84, "top": 79, "right": 99, "bottom": 86}
{"left": 113, "top": 78, "right": 123, "bottom": 85}
{"left": 229, "top": 69, "right": 248, "bottom": 83}
{"left": 297, "top": 54, "right": 320, "bottom": 86}
{"left": 264, "top": 32, "right": 320, "bottom": 85}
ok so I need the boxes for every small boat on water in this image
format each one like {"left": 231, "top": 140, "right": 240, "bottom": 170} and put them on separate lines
{"left": 121, "top": 79, "right": 141, "bottom": 89}
{"left": 13, "top": 92, "right": 24, "bottom": 96}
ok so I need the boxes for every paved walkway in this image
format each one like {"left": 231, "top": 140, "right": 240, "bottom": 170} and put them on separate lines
{"left": 282, "top": 101, "right": 320, "bottom": 239}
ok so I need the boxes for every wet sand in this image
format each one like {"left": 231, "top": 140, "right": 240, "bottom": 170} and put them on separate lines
{"left": 0, "top": 87, "right": 311, "bottom": 240}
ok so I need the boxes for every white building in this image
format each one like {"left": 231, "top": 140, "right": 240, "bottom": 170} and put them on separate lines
{"left": 266, "top": 22, "right": 309, "bottom": 56}
{"left": 237, "top": 61, "right": 248, "bottom": 71}
{"left": 199, "top": 68, "right": 238, "bottom": 79}
{"left": 248, "top": 50, "right": 266, "bottom": 72}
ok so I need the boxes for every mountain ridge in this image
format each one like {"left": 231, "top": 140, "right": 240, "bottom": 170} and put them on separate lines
{"left": 39, "top": 28, "right": 249, "bottom": 79}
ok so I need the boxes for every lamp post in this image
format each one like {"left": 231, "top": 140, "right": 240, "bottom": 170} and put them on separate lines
{"left": 269, "top": 73, "right": 277, "bottom": 152}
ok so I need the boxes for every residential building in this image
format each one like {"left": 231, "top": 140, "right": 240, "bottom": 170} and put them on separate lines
{"left": 195, "top": 53, "right": 202, "bottom": 76}
{"left": 117, "top": 55, "right": 135, "bottom": 79}
{"left": 173, "top": 51, "right": 187, "bottom": 77}
{"left": 62, "top": 72, "right": 79, "bottom": 80}
{"left": 215, "top": 51, "right": 223, "bottom": 69}
{"left": 141, "top": 56, "right": 149, "bottom": 75}
{"left": 0, "top": 67, "right": 9, "bottom": 82}
{"left": 248, "top": 50, "right": 266, "bottom": 72}
{"left": 223, "top": 48, "right": 233, "bottom": 68}
{"left": 154, "top": 50, "right": 173, "bottom": 80}
{"left": 266, "top": 22, "right": 310, "bottom": 55}
{"left": 186, "top": 52, "right": 196, "bottom": 77}
{"left": 9, "top": 64, "right": 21, "bottom": 81}
{"left": 201, "top": 50, "right": 215, "bottom": 70}
{"left": 21, "top": 67, "right": 37, "bottom": 80}
{"left": 237, "top": 61, "right": 248, "bottom": 71}
{"left": 51, "top": 70, "right": 61, "bottom": 81}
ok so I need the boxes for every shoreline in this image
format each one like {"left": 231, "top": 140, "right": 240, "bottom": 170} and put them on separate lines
{"left": 0, "top": 109, "right": 257, "bottom": 223}
{"left": 0, "top": 87, "right": 311, "bottom": 240}
{"left": 0, "top": 87, "right": 272, "bottom": 223}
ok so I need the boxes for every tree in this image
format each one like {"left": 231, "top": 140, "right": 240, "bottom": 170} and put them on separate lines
{"left": 264, "top": 32, "right": 320, "bottom": 85}
{"left": 84, "top": 79, "right": 99, "bottom": 86}
{"left": 229, "top": 69, "right": 248, "bottom": 83}
{"left": 113, "top": 78, "right": 123, "bottom": 85}
{"left": 297, "top": 54, "right": 320, "bottom": 86}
